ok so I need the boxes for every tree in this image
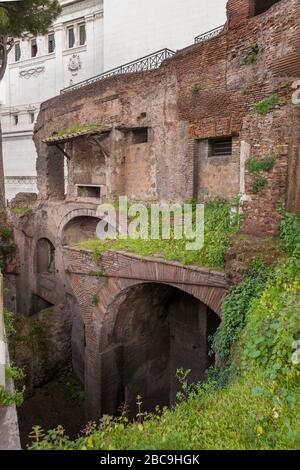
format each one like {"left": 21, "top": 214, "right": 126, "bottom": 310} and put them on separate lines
{"left": 0, "top": 0, "right": 61, "bottom": 80}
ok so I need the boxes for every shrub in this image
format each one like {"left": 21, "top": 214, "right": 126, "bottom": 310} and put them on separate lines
{"left": 246, "top": 156, "right": 276, "bottom": 173}
{"left": 0, "top": 387, "right": 25, "bottom": 408}
{"left": 280, "top": 212, "right": 300, "bottom": 257}
{"left": 211, "top": 258, "right": 272, "bottom": 364}
{"left": 252, "top": 175, "right": 268, "bottom": 194}
{"left": 3, "top": 309, "right": 16, "bottom": 339}
{"left": 0, "top": 228, "right": 13, "bottom": 243}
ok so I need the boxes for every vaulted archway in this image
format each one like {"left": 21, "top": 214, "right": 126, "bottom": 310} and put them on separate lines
{"left": 98, "top": 283, "right": 220, "bottom": 416}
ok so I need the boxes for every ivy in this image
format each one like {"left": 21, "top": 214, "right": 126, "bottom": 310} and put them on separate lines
{"left": 280, "top": 212, "right": 300, "bottom": 258}
{"left": 211, "top": 258, "right": 272, "bottom": 364}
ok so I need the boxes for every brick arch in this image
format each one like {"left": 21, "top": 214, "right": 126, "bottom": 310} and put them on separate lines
{"left": 63, "top": 247, "right": 229, "bottom": 418}
{"left": 98, "top": 279, "right": 225, "bottom": 352}
{"left": 58, "top": 208, "right": 99, "bottom": 239}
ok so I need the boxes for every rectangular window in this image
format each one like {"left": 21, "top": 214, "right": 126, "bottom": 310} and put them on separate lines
{"left": 208, "top": 137, "right": 233, "bottom": 157}
{"left": 15, "top": 43, "right": 21, "bottom": 62}
{"left": 68, "top": 26, "right": 75, "bottom": 48}
{"left": 79, "top": 23, "right": 86, "bottom": 46}
{"left": 29, "top": 112, "right": 35, "bottom": 124}
{"left": 77, "top": 185, "right": 101, "bottom": 198}
{"left": 13, "top": 115, "right": 18, "bottom": 126}
{"left": 31, "top": 39, "right": 38, "bottom": 57}
{"left": 48, "top": 33, "right": 55, "bottom": 53}
{"left": 132, "top": 128, "right": 148, "bottom": 144}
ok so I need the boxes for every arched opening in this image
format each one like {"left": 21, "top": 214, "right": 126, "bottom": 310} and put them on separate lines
{"left": 62, "top": 216, "right": 101, "bottom": 246}
{"left": 252, "top": 0, "right": 281, "bottom": 16}
{"left": 100, "top": 283, "right": 221, "bottom": 416}
{"left": 36, "top": 238, "right": 56, "bottom": 273}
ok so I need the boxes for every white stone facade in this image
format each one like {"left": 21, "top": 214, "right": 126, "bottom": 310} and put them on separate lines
{"left": 1, "top": 0, "right": 104, "bottom": 201}
{"left": 1, "top": 0, "right": 226, "bottom": 201}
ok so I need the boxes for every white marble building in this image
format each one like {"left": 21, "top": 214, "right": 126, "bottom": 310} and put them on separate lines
{"left": 1, "top": 0, "right": 104, "bottom": 201}
{"left": 1, "top": 0, "right": 226, "bottom": 201}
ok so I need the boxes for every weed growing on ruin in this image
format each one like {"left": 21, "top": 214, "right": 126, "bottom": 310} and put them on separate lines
{"left": 91, "top": 294, "right": 100, "bottom": 307}
{"left": 246, "top": 155, "right": 276, "bottom": 173}
{"left": 242, "top": 44, "right": 259, "bottom": 66}
{"left": 0, "top": 228, "right": 13, "bottom": 242}
{"left": 0, "top": 365, "right": 25, "bottom": 409}
{"left": 240, "top": 85, "right": 250, "bottom": 96}
{"left": 5, "top": 364, "right": 25, "bottom": 382}
{"left": 191, "top": 85, "right": 201, "bottom": 95}
{"left": 253, "top": 94, "right": 280, "bottom": 115}
{"left": 252, "top": 175, "right": 268, "bottom": 194}
{"left": 211, "top": 258, "right": 272, "bottom": 366}
{"left": 0, "top": 228, "right": 16, "bottom": 271}
{"left": 74, "top": 200, "right": 240, "bottom": 270}
{"left": 60, "top": 375, "right": 84, "bottom": 413}
{"left": 55, "top": 123, "right": 102, "bottom": 137}
{"left": 3, "top": 309, "right": 16, "bottom": 340}
{"left": 10, "top": 207, "right": 33, "bottom": 215}
{"left": 176, "top": 368, "right": 193, "bottom": 402}
{"left": 0, "top": 387, "right": 25, "bottom": 408}
{"left": 280, "top": 211, "right": 300, "bottom": 258}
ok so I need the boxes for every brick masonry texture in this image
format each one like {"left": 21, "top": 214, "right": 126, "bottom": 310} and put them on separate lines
{"left": 6, "top": 0, "right": 300, "bottom": 419}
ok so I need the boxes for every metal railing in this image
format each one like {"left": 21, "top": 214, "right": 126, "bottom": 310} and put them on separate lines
{"left": 195, "top": 25, "right": 225, "bottom": 44}
{"left": 61, "top": 48, "right": 176, "bottom": 94}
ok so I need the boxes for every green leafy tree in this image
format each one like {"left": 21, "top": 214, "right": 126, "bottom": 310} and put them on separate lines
{"left": 0, "top": 0, "right": 61, "bottom": 80}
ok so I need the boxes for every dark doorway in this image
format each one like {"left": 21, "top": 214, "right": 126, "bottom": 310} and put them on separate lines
{"left": 253, "top": 0, "right": 281, "bottom": 16}
{"left": 100, "top": 283, "right": 221, "bottom": 417}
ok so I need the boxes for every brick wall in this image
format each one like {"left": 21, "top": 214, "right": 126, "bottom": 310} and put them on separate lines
{"left": 33, "top": 0, "right": 300, "bottom": 235}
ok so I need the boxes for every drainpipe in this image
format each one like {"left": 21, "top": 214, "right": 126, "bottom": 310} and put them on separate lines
{"left": 0, "top": 272, "right": 6, "bottom": 388}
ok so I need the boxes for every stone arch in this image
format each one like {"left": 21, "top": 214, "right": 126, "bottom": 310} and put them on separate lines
{"left": 58, "top": 208, "right": 100, "bottom": 239}
{"left": 61, "top": 215, "right": 101, "bottom": 246}
{"left": 59, "top": 208, "right": 115, "bottom": 246}
{"left": 98, "top": 282, "right": 221, "bottom": 416}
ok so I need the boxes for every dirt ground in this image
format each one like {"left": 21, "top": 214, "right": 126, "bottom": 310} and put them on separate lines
{"left": 17, "top": 371, "right": 85, "bottom": 449}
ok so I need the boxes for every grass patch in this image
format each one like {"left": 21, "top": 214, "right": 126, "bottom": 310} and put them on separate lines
{"left": 72, "top": 200, "right": 240, "bottom": 270}
{"left": 55, "top": 123, "right": 102, "bottom": 137}
{"left": 253, "top": 94, "right": 280, "bottom": 115}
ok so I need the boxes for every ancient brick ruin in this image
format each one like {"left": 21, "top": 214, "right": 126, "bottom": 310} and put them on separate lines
{"left": 4, "top": 0, "right": 300, "bottom": 419}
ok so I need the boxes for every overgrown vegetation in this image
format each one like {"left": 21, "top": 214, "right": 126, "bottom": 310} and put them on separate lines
{"left": 29, "top": 209, "right": 300, "bottom": 450}
{"left": 0, "top": 227, "right": 16, "bottom": 271}
{"left": 251, "top": 175, "right": 268, "bottom": 194}
{"left": 191, "top": 85, "right": 201, "bottom": 95}
{"left": 211, "top": 258, "right": 272, "bottom": 373}
{"left": 280, "top": 212, "right": 300, "bottom": 258}
{"left": 253, "top": 94, "right": 280, "bottom": 115}
{"left": 242, "top": 44, "right": 259, "bottom": 66}
{"left": 55, "top": 123, "right": 102, "bottom": 137}
{"left": 73, "top": 200, "right": 240, "bottom": 270}
{"left": 246, "top": 155, "right": 276, "bottom": 174}
{"left": 0, "top": 364, "right": 25, "bottom": 408}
